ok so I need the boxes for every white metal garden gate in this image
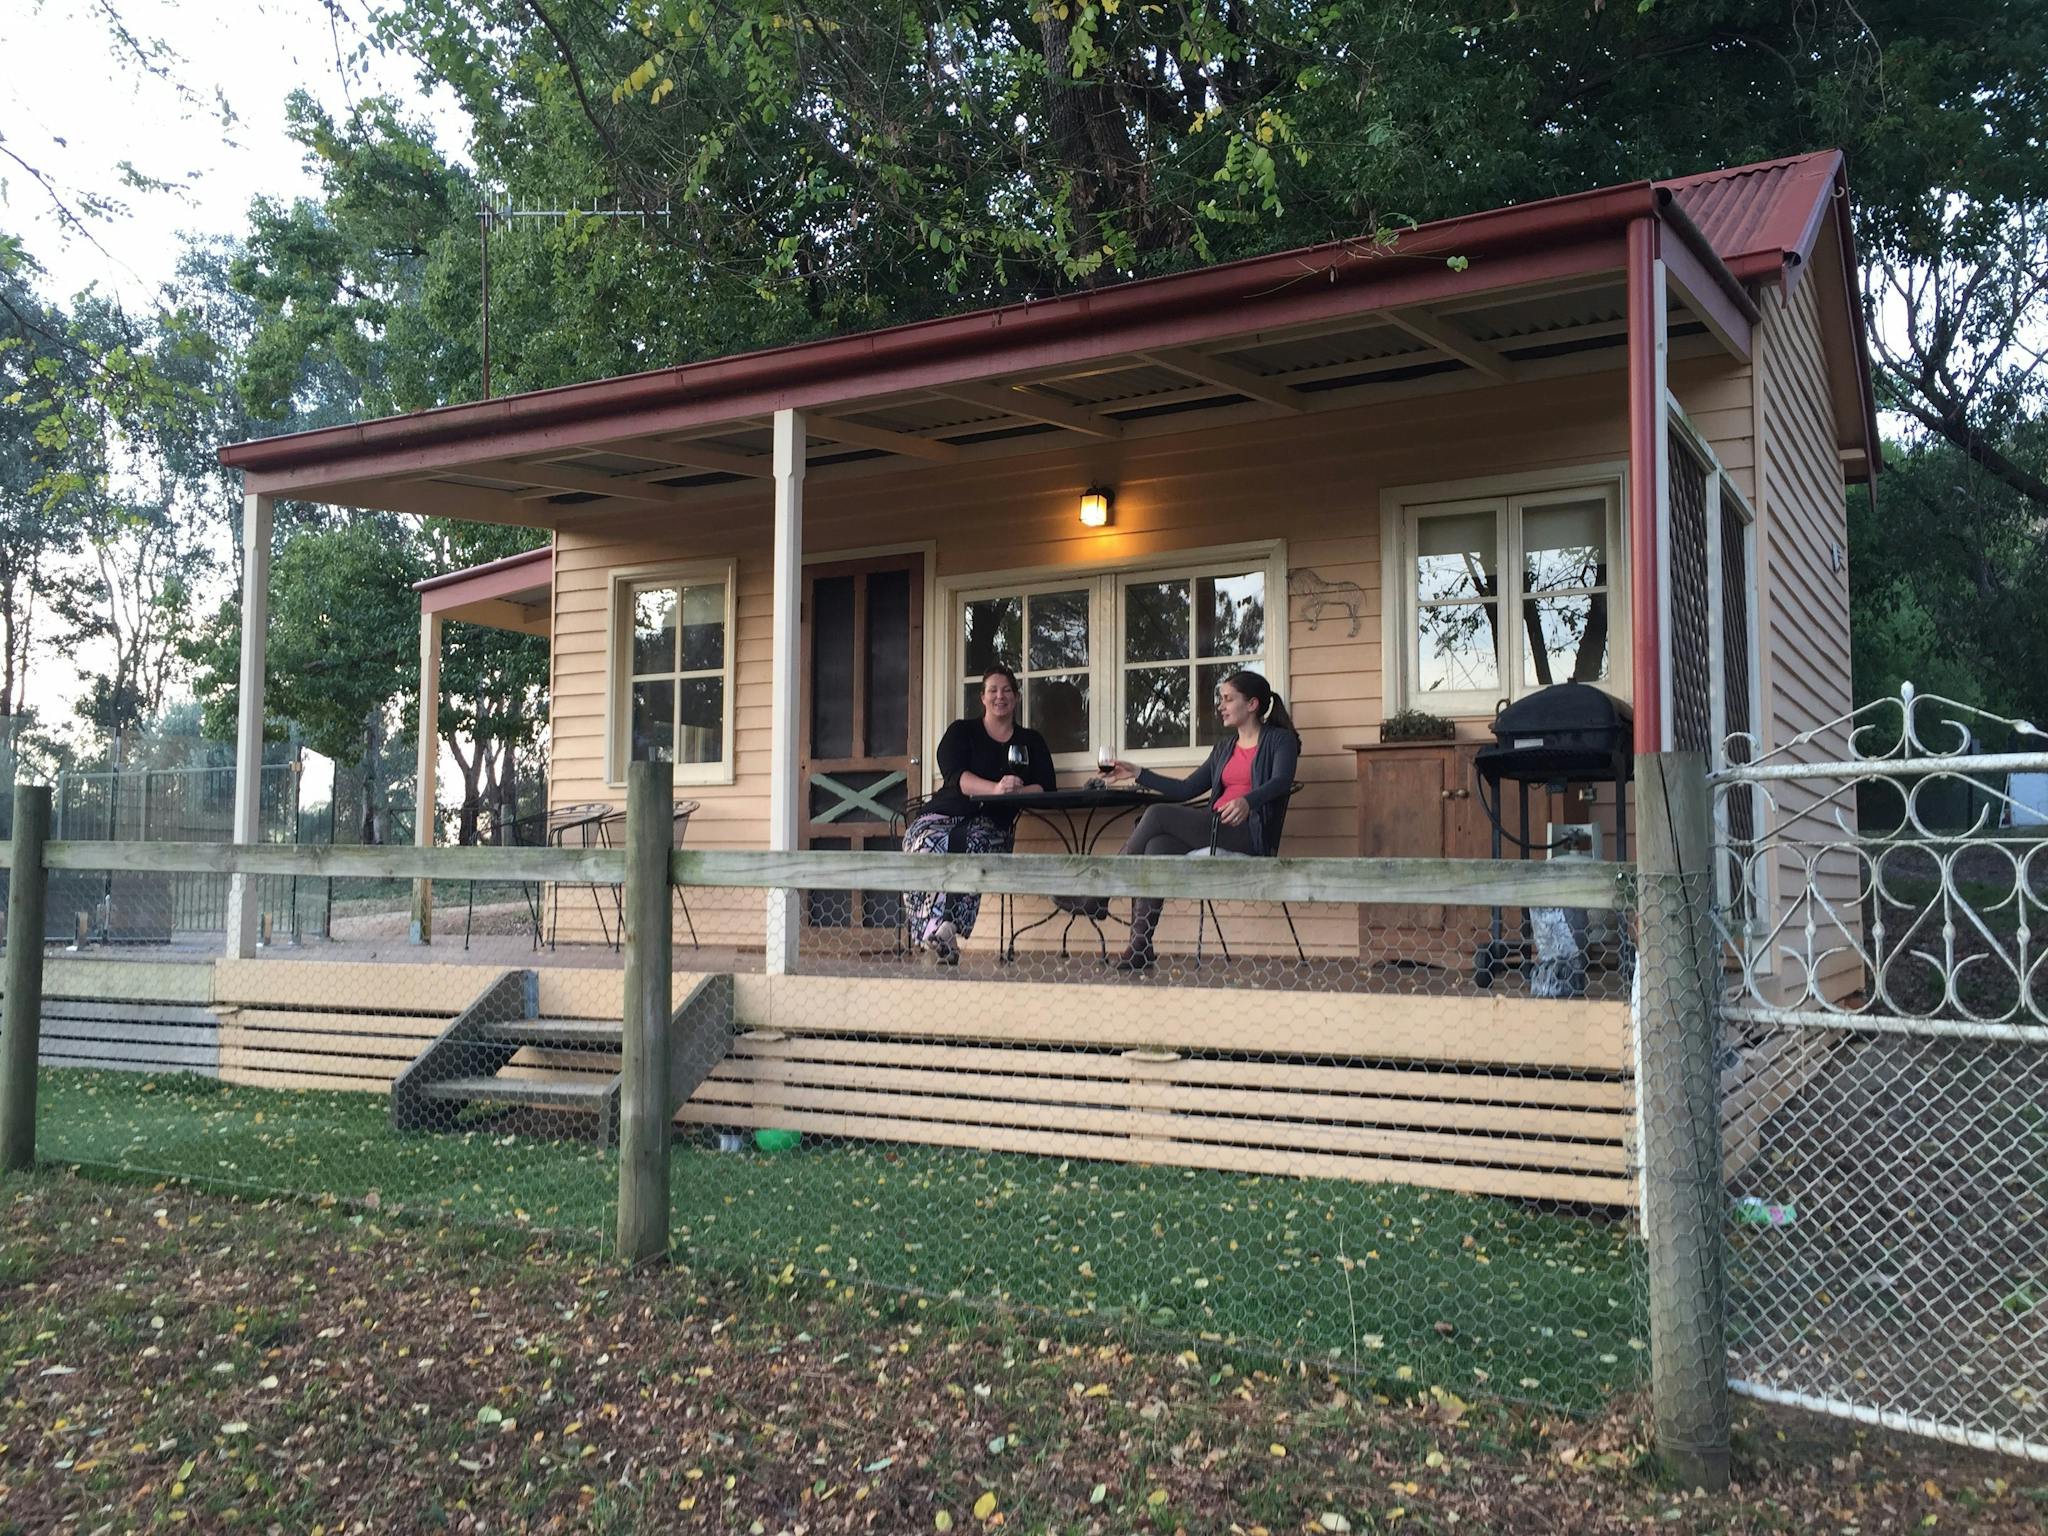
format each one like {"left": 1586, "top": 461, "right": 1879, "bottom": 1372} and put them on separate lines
{"left": 1712, "top": 684, "right": 2048, "bottom": 1460}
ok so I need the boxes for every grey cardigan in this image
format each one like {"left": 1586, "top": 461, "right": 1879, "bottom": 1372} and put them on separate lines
{"left": 1136, "top": 728, "right": 1300, "bottom": 857}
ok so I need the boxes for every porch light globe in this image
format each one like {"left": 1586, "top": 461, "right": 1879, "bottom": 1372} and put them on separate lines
{"left": 1079, "top": 488, "right": 1113, "bottom": 528}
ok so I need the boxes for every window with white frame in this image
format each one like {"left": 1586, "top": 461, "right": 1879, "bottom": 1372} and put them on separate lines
{"left": 947, "top": 548, "right": 1281, "bottom": 766}
{"left": 610, "top": 562, "right": 737, "bottom": 783}
{"left": 1120, "top": 569, "right": 1267, "bottom": 751}
{"left": 1392, "top": 481, "right": 1623, "bottom": 715}
{"left": 959, "top": 584, "right": 1094, "bottom": 755}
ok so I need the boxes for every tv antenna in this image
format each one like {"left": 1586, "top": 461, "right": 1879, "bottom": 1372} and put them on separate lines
{"left": 477, "top": 198, "right": 675, "bottom": 398}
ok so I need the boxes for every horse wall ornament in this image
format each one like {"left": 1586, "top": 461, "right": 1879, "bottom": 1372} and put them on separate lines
{"left": 1288, "top": 568, "right": 1365, "bottom": 637}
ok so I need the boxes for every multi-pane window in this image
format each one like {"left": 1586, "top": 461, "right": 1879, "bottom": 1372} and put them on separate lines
{"left": 959, "top": 586, "right": 1093, "bottom": 756}
{"left": 950, "top": 555, "right": 1275, "bottom": 763}
{"left": 1400, "top": 484, "right": 1619, "bottom": 713}
{"left": 612, "top": 564, "right": 736, "bottom": 782}
{"left": 1120, "top": 571, "right": 1266, "bottom": 751}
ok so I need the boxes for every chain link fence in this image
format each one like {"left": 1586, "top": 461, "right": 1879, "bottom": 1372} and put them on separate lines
{"left": 30, "top": 729, "right": 2045, "bottom": 1466}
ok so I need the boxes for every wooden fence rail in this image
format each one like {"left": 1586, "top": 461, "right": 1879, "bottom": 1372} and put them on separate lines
{"left": 6, "top": 839, "right": 1632, "bottom": 910}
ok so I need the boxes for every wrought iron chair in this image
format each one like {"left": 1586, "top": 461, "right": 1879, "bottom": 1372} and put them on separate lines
{"left": 889, "top": 795, "right": 1019, "bottom": 960}
{"left": 669, "top": 800, "right": 702, "bottom": 948}
{"left": 545, "top": 802, "right": 623, "bottom": 949}
{"left": 1188, "top": 782, "right": 1307, "bottom": 964}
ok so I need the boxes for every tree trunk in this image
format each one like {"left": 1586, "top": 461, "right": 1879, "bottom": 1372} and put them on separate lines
{"left": 449, "top": 731, "right": 483, "bottom": 847}
{"left": 361, "top": 709, "right": 389, "bottom": 846}
{"left": 1036, "top": 10, "right": 1148, "bottom": 275}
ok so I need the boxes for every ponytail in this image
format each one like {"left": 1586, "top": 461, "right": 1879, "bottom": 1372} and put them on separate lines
{"left": 1224, "top": 669, "right": 1296, "bottom": 735}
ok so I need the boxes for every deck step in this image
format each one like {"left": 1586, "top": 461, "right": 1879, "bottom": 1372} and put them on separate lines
{"left": 420, "top": 1075, "right": 617, "bottom": 1108}
{"left": 480, "top": 1019, "right": 623, "bottom": 1047}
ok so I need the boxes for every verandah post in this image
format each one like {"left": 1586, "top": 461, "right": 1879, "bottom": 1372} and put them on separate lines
{"left": 1, "top": 784, "right": 53, "bottom": 1173}
{"left": 224, "top": 490, "right": 275, "bottom": 959}
{"left": 616, "top": 758, "right": 673, "bottom": 1266}
{"left": 411, "top": 610, "right": 443, "bottom": 945}
{"left": 1635, "top": 749, "right": 1730, "bottom": 1489}
{"left": 764, "top": 406, "right": 805, "bottom": 973}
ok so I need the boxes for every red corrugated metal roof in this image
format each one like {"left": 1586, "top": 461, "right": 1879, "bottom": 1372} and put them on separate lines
{"left": 1662, "top": 150, "right": 1844, "bottom": 275}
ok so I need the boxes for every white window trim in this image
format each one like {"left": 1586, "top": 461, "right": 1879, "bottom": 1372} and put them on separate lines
{"left": 604, "top": 558, "right": 740, "bottom": 788}
{"left": 1380, "top": 462, "right": 1631, "bottom": 719}
{"left": 931, "top": 540, "right": 1289, "bottom": 788}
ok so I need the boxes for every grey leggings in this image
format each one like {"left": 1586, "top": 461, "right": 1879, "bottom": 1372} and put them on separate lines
{"left": 1119, "top": 802, "right": 1254, "bottom": 858}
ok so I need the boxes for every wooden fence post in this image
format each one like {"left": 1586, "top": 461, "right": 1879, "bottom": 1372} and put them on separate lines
{"left": 616, "top": 760, "right": 673, "bottom": 1266}
{"left": 2, "top": 784, "right": 53, "bottom": 1173}
{"left": 1635, "top": 750, "right": 1731, "bottom": 1489}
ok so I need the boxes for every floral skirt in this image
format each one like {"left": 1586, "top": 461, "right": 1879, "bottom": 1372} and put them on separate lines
{"left": 902, "top": 812, "right": 1008, "bottom": 945}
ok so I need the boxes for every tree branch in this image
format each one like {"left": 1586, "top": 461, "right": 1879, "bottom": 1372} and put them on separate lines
{"left": 520, "top": 0, "right": 625, "bottom": 165}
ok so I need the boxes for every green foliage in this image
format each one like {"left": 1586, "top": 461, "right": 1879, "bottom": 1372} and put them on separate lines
{"left": 1848, "top": 431, "right": 2048, "bottom": 722}
{"left": 15, "top": 0, "right": 2047, "bottom": 787}
{"left": 1379, "top": 708, "right": 1457, "bottom": 743}
{"left": 184, "top": 517, "right": 426, "bottom": 782}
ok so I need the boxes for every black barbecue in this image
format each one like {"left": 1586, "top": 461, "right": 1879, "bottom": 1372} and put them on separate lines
{"left": 1470, "top": 683, "right": 1633, "bottom": 986}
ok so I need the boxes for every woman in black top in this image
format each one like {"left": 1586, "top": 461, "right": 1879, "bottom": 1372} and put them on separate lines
{"left": 902, "top": 665, "right": 1056, "bottom": 963}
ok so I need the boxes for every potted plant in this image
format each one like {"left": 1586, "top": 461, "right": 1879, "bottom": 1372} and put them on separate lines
{"left": 1379, "top": 708, "right": 1456, "bottom": 743}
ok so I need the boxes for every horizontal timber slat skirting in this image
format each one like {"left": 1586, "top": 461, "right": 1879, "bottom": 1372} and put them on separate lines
{"left": 670, "top": 1101, "right": 1634, "bottom": 1206}
{"left": 735, "top": 975, "right": 1631, "bottom": 1071}
{"left": 706, "top": 1057, "right": 1626, "bottom": 1141}
{"left": 686, "top": 1078, "right": 1629, "bottom": 1174}
{"left": 727, "top": 1034, "right": 1633, "bottom": 1110}
{"left": 700, "top": 974, "right": 1638, "bottom": 1205}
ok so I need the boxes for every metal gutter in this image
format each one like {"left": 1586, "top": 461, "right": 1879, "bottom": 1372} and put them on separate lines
{"left": 1654, "top": 188, "right": 1763, "bottom": 325}
{"left": 412, "top": 544, "right": 553, "bottom": 594}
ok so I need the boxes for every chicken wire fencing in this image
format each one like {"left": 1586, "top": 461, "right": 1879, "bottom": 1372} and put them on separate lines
{"left": 17, "top": 866, "right": 626, "bottom": 1248}
{"left": 1713, "top": 684, "right": 2048, "bottom": 1461}
{"left": 0, "top": 820, "right": 1710, "bottom": 1416}
{"left": 660, "top": 870, "right": 1657, "bottom": 1415}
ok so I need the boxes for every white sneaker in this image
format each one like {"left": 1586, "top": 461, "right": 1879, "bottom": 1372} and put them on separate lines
{"left": 930, "top": 920, "right": 959, "bottom": 966}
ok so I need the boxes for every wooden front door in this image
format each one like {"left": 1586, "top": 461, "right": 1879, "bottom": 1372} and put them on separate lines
{"left": 799, "top": 554, "right": 924, "bottom": 930}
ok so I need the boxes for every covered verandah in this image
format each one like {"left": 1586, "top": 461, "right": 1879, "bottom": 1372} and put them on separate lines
{"left": 212, "top": 157, "right": 1854, "bottom": 971}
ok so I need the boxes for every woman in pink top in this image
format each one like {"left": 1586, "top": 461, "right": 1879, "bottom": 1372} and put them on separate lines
{"left": 1103, "top": 670, "right": 1300, "bottom": 971}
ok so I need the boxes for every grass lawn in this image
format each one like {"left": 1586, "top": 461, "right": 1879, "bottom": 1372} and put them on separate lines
{"left": 3, "top": 1170, "right": 2044, "bottom": 1534}
{"left": 38, "top": 1069, "right": 1644, "bottom": 1413}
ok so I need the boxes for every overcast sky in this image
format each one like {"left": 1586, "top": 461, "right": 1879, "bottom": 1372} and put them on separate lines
{"left": 4, "top": 0, "right": 464, "bottom": 306}
{"left": 4, "top": 0, "right": 465, "bottom": 760}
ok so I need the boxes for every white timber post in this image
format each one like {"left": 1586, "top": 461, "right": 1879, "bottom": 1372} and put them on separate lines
{"left": 224, "top": 490, "right": 274, "bottom": 959}
{"left": 766, "top": 407, "right": 806, "bottom": 973}
{"left": 410, "top": 610, "right": 443, "bottom": 945}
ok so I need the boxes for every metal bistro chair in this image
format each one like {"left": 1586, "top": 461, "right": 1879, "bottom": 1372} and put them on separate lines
{"left": 890, "top": 795, "right": 1019, "bottom": 960}
{"left": 546, "top": 802, "right": 623, "bottom": 949}
{"left": 669, "top": 800, "right": 702, "bottom": 948}
{"left": 1188, "top": 782, "right": 1307, "bottom": 965}
{"left": 462, "top": 805, "right": 554, "bottom": 952}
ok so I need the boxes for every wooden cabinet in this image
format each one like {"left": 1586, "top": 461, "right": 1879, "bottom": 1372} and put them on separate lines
{"left": 1346, "top": 740, "right": 1542, "bottom": 964}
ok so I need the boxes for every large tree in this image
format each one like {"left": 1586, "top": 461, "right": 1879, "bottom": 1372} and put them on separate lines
{"left": 184, "top": 518, "right": 427, "bottom": 843}
{"left": 231, "top": 2, "right": 2040, "bottom": 484}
